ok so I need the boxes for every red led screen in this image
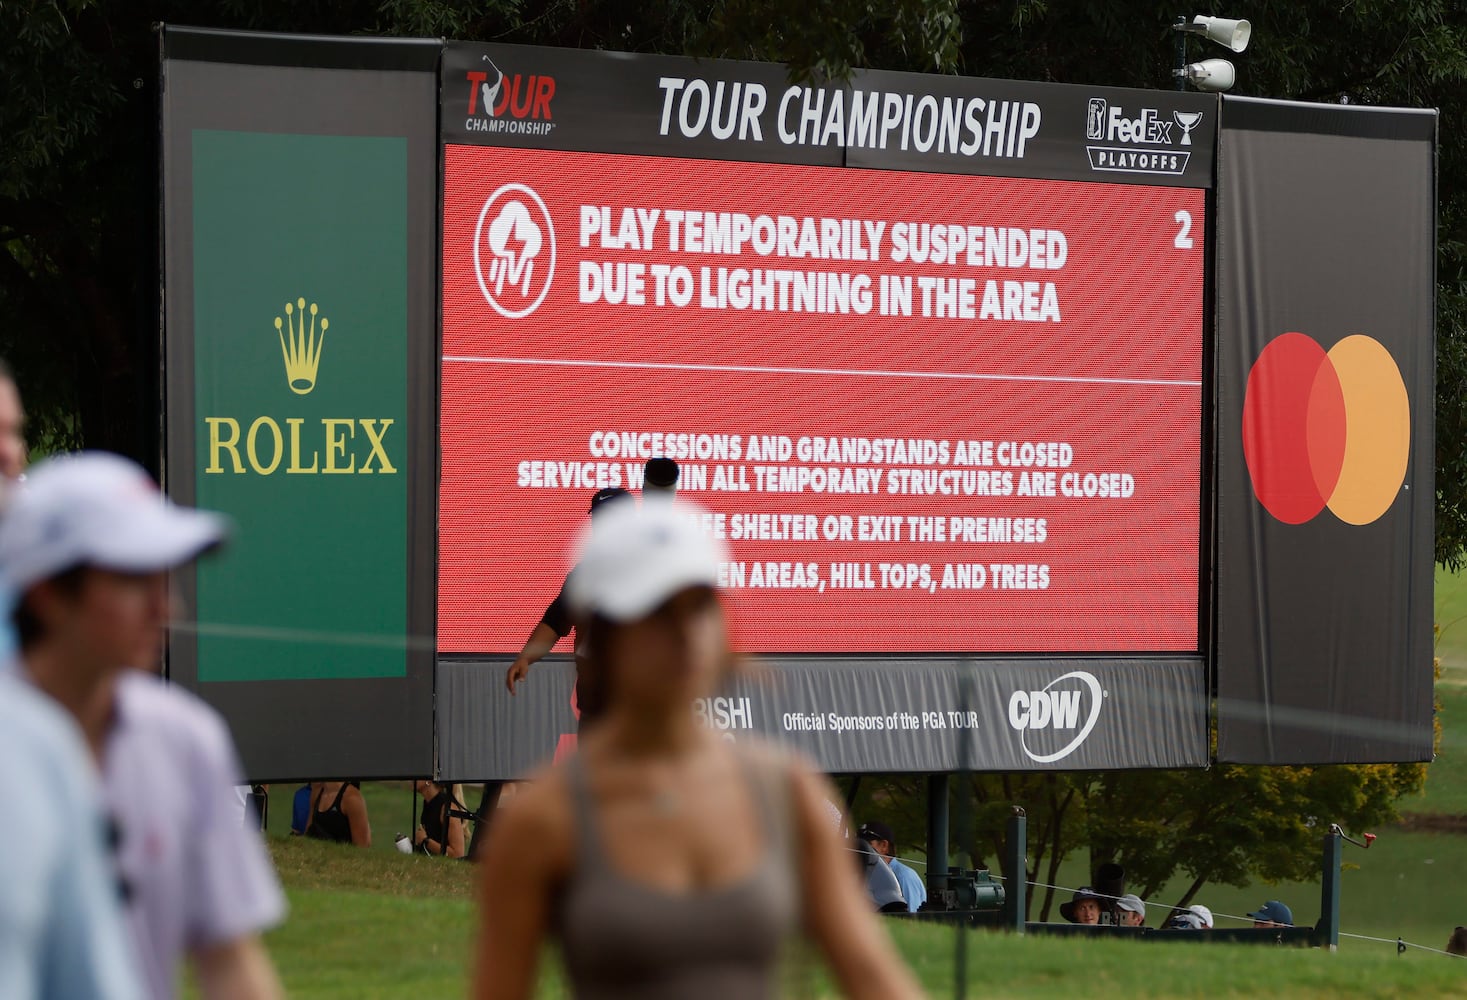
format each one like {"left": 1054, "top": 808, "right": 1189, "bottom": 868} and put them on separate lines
{"left": 440, "top": 144, "right": 1203, "bottom": 653}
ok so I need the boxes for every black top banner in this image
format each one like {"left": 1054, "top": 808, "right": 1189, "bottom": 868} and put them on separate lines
{"left": 1213, "top": 96, "right": 1436, "bottom": 764}
{"left": 441, "top": 42, "right": 1217, "bottom": 187}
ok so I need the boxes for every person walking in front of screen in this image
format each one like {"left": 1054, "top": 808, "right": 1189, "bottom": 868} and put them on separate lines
{"left": 505, "top": 486, "right": 630, "bottom": 723}
{"left": 1, "top": 452, "right": 286, "bottom": 1000}
{"left": 858, "top": 820, "right": 927, "bottom": 913}
{"left": 643, "top": 456, "right": 679, "bottom": 496}
{"left": 473, "top": 497, "right": 923, "bottom": 999}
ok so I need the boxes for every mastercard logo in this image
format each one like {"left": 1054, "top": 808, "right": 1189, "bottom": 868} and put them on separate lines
{"left": 1242, "top": 333, "right": 1409, "bottom": 526}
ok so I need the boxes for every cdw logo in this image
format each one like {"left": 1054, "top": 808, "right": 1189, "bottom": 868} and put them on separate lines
{"left": 1007, "top": 671, "right": 1105, "bottom": 763}
{"left": 465, "top": 59, "right": 555, "bottom": 120}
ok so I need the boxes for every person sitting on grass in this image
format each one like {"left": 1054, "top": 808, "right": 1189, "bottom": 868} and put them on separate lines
{"left": 1248, "top": 900, "right": 1293, "bottom": 928}
{"left": 414, "top": 780, "right": 466, "bottom": 858}
{"left": 305, "top": 781, "right": 371, "bottom": 848}
{"left": 1059, "top": 887, "right": 1107, "bottom": 925}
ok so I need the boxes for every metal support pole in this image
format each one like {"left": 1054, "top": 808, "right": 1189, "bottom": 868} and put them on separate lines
{"left": 466, "top": 781, "right": 504, "bottom": 860}
{"left": 1174, "top": 16, "right": 1188, "bottom": 90}
{"left": 1004, "top": 809, "right": 1027, "bottom": 933}
{"left": 926, "top": 773, "right": 950, "bottom": 900}
{"left": 1319, "top": 831, "right": 1342, "bottom": 950}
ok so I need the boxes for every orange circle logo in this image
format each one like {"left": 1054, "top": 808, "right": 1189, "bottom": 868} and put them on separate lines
{"left": 1241, "top": 333, "right": 1410, "bottom": 525}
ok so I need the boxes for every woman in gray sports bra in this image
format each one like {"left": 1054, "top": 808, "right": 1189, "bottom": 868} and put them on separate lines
{"left": 472, "top": 498, "right": 922, "bottom": 1000}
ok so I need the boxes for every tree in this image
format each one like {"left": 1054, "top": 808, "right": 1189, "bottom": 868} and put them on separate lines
{"left": 1085, "top": 761, "right": 1425, "bottom": 914}
{"left": 2, "top": 0, "right": 1463, "bottom": 553}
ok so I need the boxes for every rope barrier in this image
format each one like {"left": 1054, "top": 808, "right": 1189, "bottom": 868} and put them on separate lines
{"left": 1340, "top": 931, "right": 1467, "bottom": 959}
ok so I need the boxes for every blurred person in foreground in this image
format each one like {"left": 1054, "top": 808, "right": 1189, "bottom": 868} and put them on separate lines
{"left": 0, "top": 358, "right": 27, "bottom": 484}
{"left": 0, "top": 452, "right": 286, "bottom": 1000}
{"left": 0, "top": 358, "right": 29, "bottom": 661}
{"left": 0, "top": 669, "right": 143, "bottom": 999}
{"left": 473, "top": 498, "right": 922, "bottom": 999}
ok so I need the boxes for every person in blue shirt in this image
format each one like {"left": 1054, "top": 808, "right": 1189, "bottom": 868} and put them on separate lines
{"left": 858, "top": 820, "right": 927, "bottom": 913}
{"left": 0, "top": 671, "right": 142, "bottom": 999}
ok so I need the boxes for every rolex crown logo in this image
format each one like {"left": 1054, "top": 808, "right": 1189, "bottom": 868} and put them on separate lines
{"left": 275, "top": 297, "right": 328, "bottom": 395}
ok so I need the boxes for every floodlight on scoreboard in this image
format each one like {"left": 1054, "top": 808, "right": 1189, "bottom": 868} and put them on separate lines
{"left": 1188, "top": 15, "right": 1251, "bottom": 53}
{"left": 1172, "top": 13, "right": 1250, "bottom": 93}
{"left": 1180, "top": 58, "right": 1237, "bottom": 93}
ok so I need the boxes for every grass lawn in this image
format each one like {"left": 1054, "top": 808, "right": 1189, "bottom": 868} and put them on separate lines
{"left": 1437, "top": 566, "right": 1467, "bottom": 676}
{"left": 258, "top": 837, "right": 1467, "bottom": 999}
{"left": 242, "top": 572, "right": 1467, "bottom": 995}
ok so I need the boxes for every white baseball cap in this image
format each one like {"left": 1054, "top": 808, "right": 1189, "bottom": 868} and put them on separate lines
{"left": 0, "top": 451, "right": 227, "bottom": 593}
{"left": 565, "top": 496, "right": 728, "bottom": 623}
{"left": 1115, "top": 894, "right": 1147, "bottom": 920}
{"left": 1187, "top": 904, "right": 1213, "bottom": 928}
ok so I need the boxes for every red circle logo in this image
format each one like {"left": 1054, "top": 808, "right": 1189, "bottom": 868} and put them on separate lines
{"left": 1242, "top": 333, "right": 1409, "bottom": 525}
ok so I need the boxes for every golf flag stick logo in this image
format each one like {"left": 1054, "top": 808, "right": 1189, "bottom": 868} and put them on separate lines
{"left": 1242, "top": 333, "right": 1410, "bottom": 525}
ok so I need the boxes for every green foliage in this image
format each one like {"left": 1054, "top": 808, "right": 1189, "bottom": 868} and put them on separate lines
{"left": 1087, "top": 761, "right": 1425, "bottom": 911}
{"left": 2, "top": 0, "right": 1463, "bottom": 551}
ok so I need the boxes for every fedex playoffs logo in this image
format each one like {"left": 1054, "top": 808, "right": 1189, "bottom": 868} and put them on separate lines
{"left": 473, "top": 184, "right": 556, "bottom": 319}
{"left": 1008, "top": 670, "right": 1106, "bottom": 763}
{"left": 463, "top": 57, "right": 557, "bottom": 137}
{"left": 1084, "top": 98, "right": 1200, "bottom": 177}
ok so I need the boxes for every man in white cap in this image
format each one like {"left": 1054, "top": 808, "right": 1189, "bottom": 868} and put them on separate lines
{"left": 1, "top": 452, "right": 285, "bottom": 1000}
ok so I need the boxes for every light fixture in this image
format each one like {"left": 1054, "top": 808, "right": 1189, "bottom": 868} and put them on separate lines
{"left": 1188, "top": 15, "right": 1251, "bottom": 53}
{"left": 1179, "top": 58, "right": 1237, "bottom": 93}
{"left": 1172, "top": 14, "right": 1251, "bottom": 92}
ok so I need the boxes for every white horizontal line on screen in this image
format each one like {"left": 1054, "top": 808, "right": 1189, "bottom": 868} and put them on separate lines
{"left": 442, "top": 355, "right": 1204, "bottom": 388}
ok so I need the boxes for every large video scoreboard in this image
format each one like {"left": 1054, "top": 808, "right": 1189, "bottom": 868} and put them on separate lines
{"left": 161, "top": 29, "right": 1435, "bottom": 780}
{"left": 435, "top": 45, "right": 1216, "bottom": 772}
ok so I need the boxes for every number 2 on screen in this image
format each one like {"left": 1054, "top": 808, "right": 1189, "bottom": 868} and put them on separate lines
{"left": 1174, "top": 210, "right": 1194, "bottom": 250}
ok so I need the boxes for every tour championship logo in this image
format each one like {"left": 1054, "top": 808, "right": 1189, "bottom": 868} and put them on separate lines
{"left": 1242, "top": 332, "right": 1410, "bottom": 525}
{"left": 473, "top": 183, "right": 556, "bottom": 319}
{"left": 1008, "top": 670, "right": 1105, "bottom": 763}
